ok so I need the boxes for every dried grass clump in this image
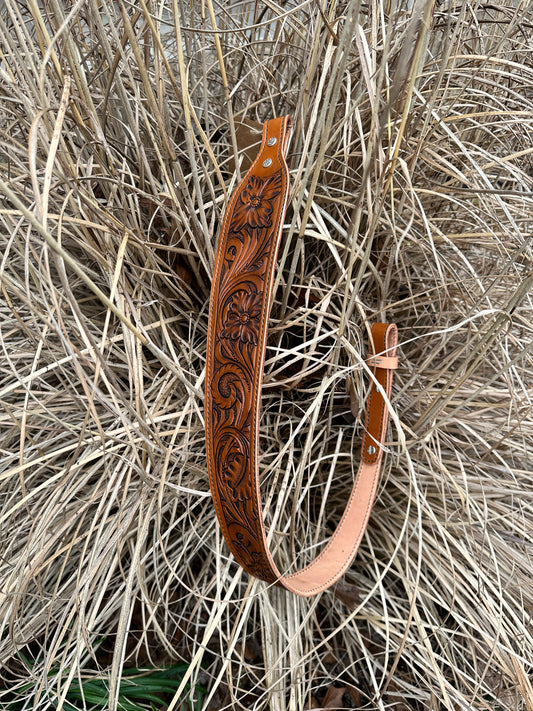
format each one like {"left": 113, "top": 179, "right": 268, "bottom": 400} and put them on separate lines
{"left": 1, "top": 1, "right": 532, "bottom": 709}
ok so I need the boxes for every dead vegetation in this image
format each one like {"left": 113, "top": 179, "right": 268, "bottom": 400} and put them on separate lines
{"left": 0, "top": 0, "right": 532, "bottom": 709}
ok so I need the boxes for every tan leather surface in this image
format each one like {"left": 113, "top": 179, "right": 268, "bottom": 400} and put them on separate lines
{"left": 205, "top": 115, "right": 398, "bottom": 596}
{"left": 366, "top": 355, "right": 398, "bottom": 370}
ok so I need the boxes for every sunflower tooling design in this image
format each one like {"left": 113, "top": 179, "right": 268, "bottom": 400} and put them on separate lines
{"left": 208, "top": 169, "right": 286, "bottom": 582}
{"left": 220, "top": 290, "right": 263, "bottom": 345}
{"left": 232, "top": 174, "right": 283, "bottom": 230}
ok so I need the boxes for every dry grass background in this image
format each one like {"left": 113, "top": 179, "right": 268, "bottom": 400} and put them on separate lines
{"left": 0, "top": 0, "right": 532, "bottom": 709}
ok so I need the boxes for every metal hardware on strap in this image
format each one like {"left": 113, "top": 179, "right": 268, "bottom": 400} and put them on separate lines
{"left": 205, "top": 115, "right": 398, "bottom": 596}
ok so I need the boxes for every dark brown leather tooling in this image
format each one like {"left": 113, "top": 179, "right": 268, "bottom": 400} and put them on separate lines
{"left": 205, "top": 116, "right": 398, "bottom": 596}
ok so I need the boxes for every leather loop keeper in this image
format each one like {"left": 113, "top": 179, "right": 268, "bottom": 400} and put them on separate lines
{"left": 366, "top": 355, "right": 398, "bottom": 370}
{"left": 205, "top": 116, "right": 398, "bottom": 596}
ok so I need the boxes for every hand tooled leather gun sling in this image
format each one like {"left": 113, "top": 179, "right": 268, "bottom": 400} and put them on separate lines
{"left": 205, "top": 115, "right": 398, "bottom": 597}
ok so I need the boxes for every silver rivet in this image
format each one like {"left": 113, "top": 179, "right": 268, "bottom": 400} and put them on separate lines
{"left": 267, "top": 137, "right": 277, "bottom": 146}
{"left": 367, "top": 445, "right": 376, "bottom": 455}
{"left": 262, "top": 158, "right": 272, "bottom": 168}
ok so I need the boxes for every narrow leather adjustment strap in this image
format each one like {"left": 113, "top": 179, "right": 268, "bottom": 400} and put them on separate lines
{"left": 205, "top": 116, "right": 398, "bottom": 596}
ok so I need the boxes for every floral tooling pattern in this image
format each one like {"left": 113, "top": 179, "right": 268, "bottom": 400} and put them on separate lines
{"left": 208, "top": 170, "right": 286, "bottom": 583}
{"left": 220, "top": 290, "right": 263, "bottom": 344}
{"left": 232, "top": 173, "right": 282, "bottom": 231}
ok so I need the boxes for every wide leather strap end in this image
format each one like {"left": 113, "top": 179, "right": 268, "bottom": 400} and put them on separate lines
{"left": 205, "top": 116, "right": 293, "bottom": 587}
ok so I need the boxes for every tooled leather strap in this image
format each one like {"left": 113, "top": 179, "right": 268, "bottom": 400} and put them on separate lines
{"left": 205, "top": 116, "right": 398, "bottom": 596}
